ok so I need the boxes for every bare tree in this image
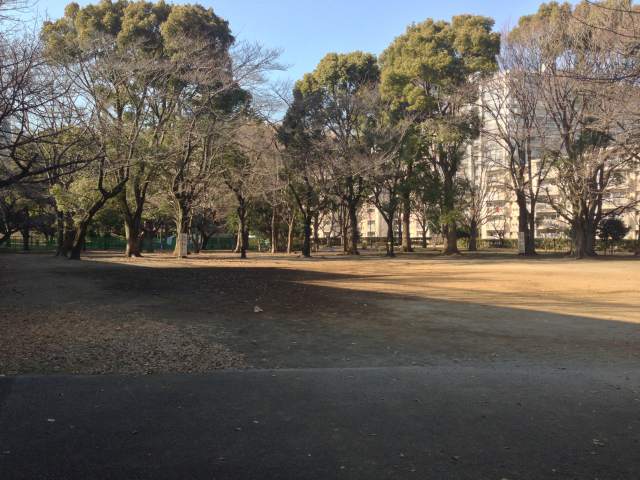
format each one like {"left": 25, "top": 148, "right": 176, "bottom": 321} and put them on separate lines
{"left": 478, "top": 37, "right": 555, "bottom": 255}
{"left": 518, "top": 5, "right": 640, "bottom": 258}
{"left": 460, "top": 155, "right": 500, "bottom": 251}
{"left": 221, "top": 119, "right": 275, "bottom": 259}
{"left": 0, "top": 31, "right": 80, "bottom": 188}
{"left": 365, "top": 99, "right": 414, "bottom": 257}
{"left": 278, "top": 86, "right": 331, "bottom": 257}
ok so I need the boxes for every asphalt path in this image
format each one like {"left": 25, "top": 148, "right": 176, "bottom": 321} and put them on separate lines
{"left": 1, "top": 366, "right": 639, "bottom": 479}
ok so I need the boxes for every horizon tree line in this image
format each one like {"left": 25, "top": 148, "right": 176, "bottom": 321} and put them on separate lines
{"left": 1, "top": 0, "right": 639, "bottom": 260}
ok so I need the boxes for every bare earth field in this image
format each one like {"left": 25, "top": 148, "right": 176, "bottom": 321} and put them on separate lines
{"left": 0, "top": 250, "right": 638, "bottom": 374}
{"left": 1, "top": 251, "right": 640, "bottom": 479}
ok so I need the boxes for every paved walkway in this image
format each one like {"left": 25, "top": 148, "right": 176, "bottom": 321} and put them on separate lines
{"left": 1, "top": 366, "right": 639, "bottom": 479}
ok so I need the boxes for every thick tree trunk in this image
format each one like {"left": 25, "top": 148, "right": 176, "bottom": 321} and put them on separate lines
{"left": 240, "top": 227, "right": 249, "bottom": 259}
{"left": 301, "top": 216, "right": 312, "bottom": 258}
{"left": 121, "top": 183, "right": 148, "bottom": 257}
{"left": 69, "top": 191, "right": 117, "bottom": 260}
{"left": 401, "top": 193, "right": 413, "bottom": 252}
{"left": 468, "top": 219, "right": 478, "bottom": 252}
{"left": 421, "top": 224, "right": 427, "bottom": 249}
{"left": 124, "top": 220, "right": 143, "bottom": 258}
{"left": 443, "top": 223, "right": 459, "bottom": 255}
{"left": 69, "top": 221, "right": 90, "bottom": 260}
{"left": 347, "top": 201, "right": 359, "bottom": 255}
{"left": 571, "top": 215, "right": 598, "bottom": 259}
{"left": 173, "top": 204, "right": 190, "bottom": 258}
{"left": 572, "top": 220, "right": 587, "bottom": 259}
{"left": 515, "top": 191, "right": 535, "bottom": 255}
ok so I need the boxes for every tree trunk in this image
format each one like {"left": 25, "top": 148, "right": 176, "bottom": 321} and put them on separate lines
{"left": 241, "top": 228, "right": 249, "bottom": 259}
{"left": 312, "top": 212, "right": 320, "bottom": 253}
{"left": 585, "top": 220, "right": 598, "bottom": 257}
{"left": 69, "top": 191, "right": 116, "bottom": 260}
{"left": 270, "top": 207, "right": 278, "bottom": 254}
{"left": 341, "top": 212, "right": 348, "bottom": 253}
{"left": 515, "top": 191, "right": 535, "bottom": 255}
{"left": 19, "top": 208, "right": 29, "bottom": 251}
{"left": 190, "top": 231, "right": 201, "bottom": 254}
{"left": 443, "top": 223, "right": 459, "bottom": 255}
{"left": 62, "top": 213, "right": 74, "bottom": 257}
{"left": 401, "top": 192, "right": 413, "bottom": 252}
{"left": 572, "top": 220, "right": 588, "bottom": 259}
{"left": 302, "top": 215, "right": 312, "bottom": 258}
{"left": 201, "top": 233, "right": 210, "bottom": 251}
{"left": 141, "top": 222, "right": 156, "bottom": 253}
{"left": 0, "top": 232, "right": 11, "bottom": 246}
{"left": 286, "top": 215, "right": 295, "bottom": 254}
{"left": 347, "top": 201, "right": 359, "bottom": 255}
{"left": 527, "top": 208, "right": 537, "bottom": 255}
{"left": 173, "top": 204, "right": 190, "bottom": 258}
{"left": 586, "top": 220, "right": 598, "bottom": 257}
{"left": 386, "top": 214, "right": 396, "bottom": 257}
{"left": 237, "top": 201, "right": 248, "bottom": 259}
{"left": 468, "top": 219, "right": 478, "bottom": 252}
{"left": 55, "top": 210, "right": 64, "bottom": 256}
{"left": 233, "top": 223, "right": 242, "bottom": 253}
{"left": 124, "top": 220, "right": 143, "bottom": 258}
{"left": 442, "top": 174, "right": 459, "bottom": 255}
{"left": 21, "top": 226, "right": 29, "bottom": 251}
{"left": 69, "top": 221, "right": 89, "bottom": 260}
{"left": 421, "top": 224, "right": 427, "bottom": 249}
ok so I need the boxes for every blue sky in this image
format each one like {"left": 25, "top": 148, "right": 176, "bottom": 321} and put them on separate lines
{"left": 35, "top": 0, "right": 550, "bottom": 82}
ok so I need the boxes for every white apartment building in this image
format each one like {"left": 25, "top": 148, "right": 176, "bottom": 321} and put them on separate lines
{"left": 320, "top": 73, "right": 640, "bottom": 245}
{"left": 466, "top": 72, "right": 640, "bottom": 242}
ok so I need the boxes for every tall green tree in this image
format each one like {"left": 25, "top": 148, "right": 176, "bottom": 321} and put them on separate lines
{"left": 380, "top": 15, "right": 500, "bottom": 254}
{"left": 279, "top": 86, "right": 329, "bottom": 258}
{"left": 296, "top": 51, "right": 380, "bottom": 255}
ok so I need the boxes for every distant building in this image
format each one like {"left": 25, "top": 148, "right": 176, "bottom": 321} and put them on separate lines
{"left": 319, "top": 73, "right": 640, "bottom": 245}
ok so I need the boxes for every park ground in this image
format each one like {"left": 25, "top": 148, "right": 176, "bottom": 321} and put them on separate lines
{"left": 0, "top": 251, "right": 639, "bottom": 479}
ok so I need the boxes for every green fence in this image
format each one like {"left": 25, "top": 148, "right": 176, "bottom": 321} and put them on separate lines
{"left": 0, "top": 238, "right": 58, "bottom": 251}
{"left": 0, "top": 235, "right": 238, "bottom": 252}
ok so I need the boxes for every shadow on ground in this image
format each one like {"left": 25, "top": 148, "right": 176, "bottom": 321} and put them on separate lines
{"left": 1, "top": 252, "right": 638, "bottom": 372}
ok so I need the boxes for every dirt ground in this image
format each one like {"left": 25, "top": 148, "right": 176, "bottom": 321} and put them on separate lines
{"left": 0, "top": 250, "right": 639, "bottom": 374}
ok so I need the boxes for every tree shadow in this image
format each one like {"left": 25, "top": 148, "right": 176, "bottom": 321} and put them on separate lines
{"left": 2, "top": 252, "right": 637, "bottom": 373}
